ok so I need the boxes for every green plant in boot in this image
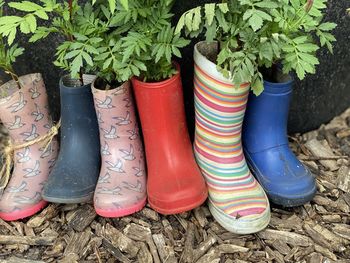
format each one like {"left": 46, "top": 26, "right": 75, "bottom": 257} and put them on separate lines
{"left": 0, "top": 0, "right": 130, "bottom": 84}
{"left": 0, "top": 0, "right": 24, "bottom": 93}
{"left": 124, "top": 0, "right": 189, "bottom": 82}
{"left": 176, "top": 0, "right": 337, "bottom": 95}
{"left": 0, "top": 39, "right": 23, "bottom": 92}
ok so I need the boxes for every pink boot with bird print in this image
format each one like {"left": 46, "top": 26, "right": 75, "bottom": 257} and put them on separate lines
{"left": 92, "top": 79, "right": 147, "bottom": 217}
{"left": 0, "top": 73, "right": 59, "bottom": 221}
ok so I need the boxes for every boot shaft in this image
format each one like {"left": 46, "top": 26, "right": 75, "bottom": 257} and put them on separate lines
{"left": 132, "top": 68, "right": 193, "bottom": 160}
{"left": 59, "top": 75, "right": 100, "bottom": 153}
{"left": 194, "top": 42, "right": 250, "bottom": 146}
{"left": 243, "top": 79, "right": 293, "bottom": 153}
{"left": 0, "top": 74, "right": 53, "bottom": 143}
{"left": 92, "top": 81, "right": 138, "bottom": 138}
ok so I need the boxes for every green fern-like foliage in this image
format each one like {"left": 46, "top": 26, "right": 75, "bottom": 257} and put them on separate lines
{"left": 92, "top": 0, "right": 129, "bottom": 13}
{"left": 176, "top": 0, "right": 337, "bottom": 95}
{"left": 0, "top": 0, "right": 59, "bottom": 45}
{"left": 114, "top": 0, "right": 190, "bottom": 82}
{"left": 0, "top": 0, "right": 24, "bottom": 85}
{"left": 0, "top": 0, "right": 189, "bottom": 85}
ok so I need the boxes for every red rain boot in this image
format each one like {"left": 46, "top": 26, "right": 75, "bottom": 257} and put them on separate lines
{"left": 132, "top": 65, "right": 208, "bottom": 215}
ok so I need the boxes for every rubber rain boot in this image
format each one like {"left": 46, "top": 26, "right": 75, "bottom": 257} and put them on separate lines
{"left": 92, "top": 80, "right": 147, "bottom": 217}
{"left": 132, "top": 64, "right": 208, "bottom": 215}
{"left": 42, "top": 75, "right": 101, "bottom": 203}
{"left": 193, "top": 42, "right": 270, "bottom": 234}
{"left": 0, "top": 73, "right": 59, "bottom": 221}
{"left": 243, "top": 71, "right": 317, "bottom": 207}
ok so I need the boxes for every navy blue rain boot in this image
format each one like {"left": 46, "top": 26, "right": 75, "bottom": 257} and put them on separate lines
{"left": 42, "top": 75, "right": 101, "bottom": 203}
{"left": 243, "top": 75, "right": 316, "bottom": 207}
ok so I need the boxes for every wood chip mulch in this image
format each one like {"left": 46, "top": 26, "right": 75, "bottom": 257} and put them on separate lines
{"left": 0, "top": 108, "right": 350, "bottom": 263}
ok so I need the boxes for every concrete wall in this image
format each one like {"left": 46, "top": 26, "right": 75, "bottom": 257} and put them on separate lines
{"left": 3, "top": 0, "right": 350, "bottom": 134}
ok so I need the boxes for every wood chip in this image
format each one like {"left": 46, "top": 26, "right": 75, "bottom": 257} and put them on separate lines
{"left": 141, "top": 208, "right": 160, "bottom": 221}
{"left": 67, "top": 204, "right": 96, "bottom": 232}
{"left": 336, "top": 128, "right": 350, "bottom": 138}
{"left": 145, "top": 235, "right": 161, "bottom": 263}
{"left": 181, "top": 222, "right": 195, "bottom": 263}
{"left": 104, "top": 223, "right": 139, "bottom": 258}
{"left": 194, "top": 207, "right": 208, "bottom": 228}
{"left": 303, "top": 222, "right": 348, "bottom": 252}
{"left": 137, "top": 242, "right": 153, "bottom": 263}
{"left": 152, "top": 234, "right": 177, "bottom": 263}
{"left": 101, "top": 238, "right": 131, "bottom": 263}
{"left": 321, "top": 214, "right": 342, "bottom": 223}
{"left": 314, "top": 244, "right": 337, "bottom": 261}
{"left": 0, "top": 257, "right": 45, "bottom": 263}
{"left": 0, "top": 235, "right": 55, "bottom": 246}
{"left": 26, "top": 204, "right": 59, "bottom": 228}
{"left": 265, "top": 246, "right": 284, "bottom": 263}
{"left": 64, "top": 230, "right": 91, "bottom": 257}
{"left": 308, "top": 252, "right": 323, "bottom": 263}
{"left": 332, "top": 224, "right": 350, "bottom": 241}
{"left": 123, "top": 223, "right": 151, "bottom": 242}
{"left": 258, "top": 229, "right": 312, "bottom": 247}
{"left": 336, "top": 166, "right": 350, "bottom": 193}
{"left": 196, "top": 248, "right": 220, "bottom": 263}
{"left": 305, "top": 139, "right": 339, "bottom": 171}
{"left": 193, "top": 235, "right": 217, "bottom": 262}
{"left": 266, "top": 239, "right": 291, "bottom": 255}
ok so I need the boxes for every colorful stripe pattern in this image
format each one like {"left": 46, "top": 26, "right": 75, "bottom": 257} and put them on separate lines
{"left": 193, "top": 63, "right": 269, "bottom": 219}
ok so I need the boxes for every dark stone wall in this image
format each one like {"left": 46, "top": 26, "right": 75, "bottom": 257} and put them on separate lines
{"left": 2, "top": 0, "right": 350, "bottom": 134}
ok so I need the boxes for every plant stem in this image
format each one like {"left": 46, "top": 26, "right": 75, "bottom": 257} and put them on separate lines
{"left": 68, "top": 0, "right": 83, "bottom": 86}
{"left": 68, "top": 0, "right": 74, "bottom": 41}
{"left": 79, "top": 67, "right": 84, "bottom": 86}
{"left": 69, "top": 0, "right": 73, "bottom": 20}
{"left": 6, "top": 68, "right": 21, "bottom": 89}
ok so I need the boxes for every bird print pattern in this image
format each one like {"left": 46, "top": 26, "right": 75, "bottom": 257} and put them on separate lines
{"left": 92, "top": 81, "right": 147, "bottom": 215}
{"left": 0, "top": 73, "right": 59, "bottom": 219}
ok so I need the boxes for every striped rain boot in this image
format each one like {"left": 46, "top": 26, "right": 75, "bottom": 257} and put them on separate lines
{"left": 193, "top": 42, "right": 270, "bottom": 234}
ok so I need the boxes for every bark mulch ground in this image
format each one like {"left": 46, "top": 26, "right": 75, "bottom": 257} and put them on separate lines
{"left": 0, "top": 108, "right": 350, "bottom": 263}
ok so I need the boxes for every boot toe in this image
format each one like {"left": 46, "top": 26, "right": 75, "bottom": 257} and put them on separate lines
{"left": 94, "top": 194, "right": 147, "bottom": 218}
{"left": 43, "top": 174, "right": 96, "bottom": 203}
{"left": 246, "top": 146, "right": 317, "bottom": 207}
{"left": 266, "top": 172, "right": 317, "bottom": 207}
{"left": 148, "top": 176, "right": 208, "bottom": 215}
{"left": 208, "top": 200, "right": 270, "bottom": 234}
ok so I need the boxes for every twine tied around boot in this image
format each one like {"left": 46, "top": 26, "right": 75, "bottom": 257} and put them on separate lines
{"left": 0, "top": 120, "right": 61, "bottom": 191}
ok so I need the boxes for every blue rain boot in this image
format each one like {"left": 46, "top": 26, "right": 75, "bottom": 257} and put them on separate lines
{"left": 242, "top": 74, "right": 316, "bottom": 207}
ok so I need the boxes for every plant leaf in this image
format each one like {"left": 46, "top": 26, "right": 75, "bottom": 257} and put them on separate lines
{"left": 205, "top": 4, "right": 216, "bottom": 26}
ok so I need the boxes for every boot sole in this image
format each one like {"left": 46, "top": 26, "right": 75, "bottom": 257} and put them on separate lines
{"left": 208, "top": 201, "right": 271, "bottom": 234}
{"left": 267, "top": 185, "right": 317, "bottom": 207}
{"left": 148, "top": 190, "right": 208, "bottom": 215}
{"left": 42, "top": 192, "right": 94, "bottom": 204}
{"left": 94, "top": 197, "right": 147, "bottom": 218}
{"left": 0, "top": 200, "right": 47, "bottom": 221}
{"left": 245, "top": 150, "right": 317, "bottom": 207}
